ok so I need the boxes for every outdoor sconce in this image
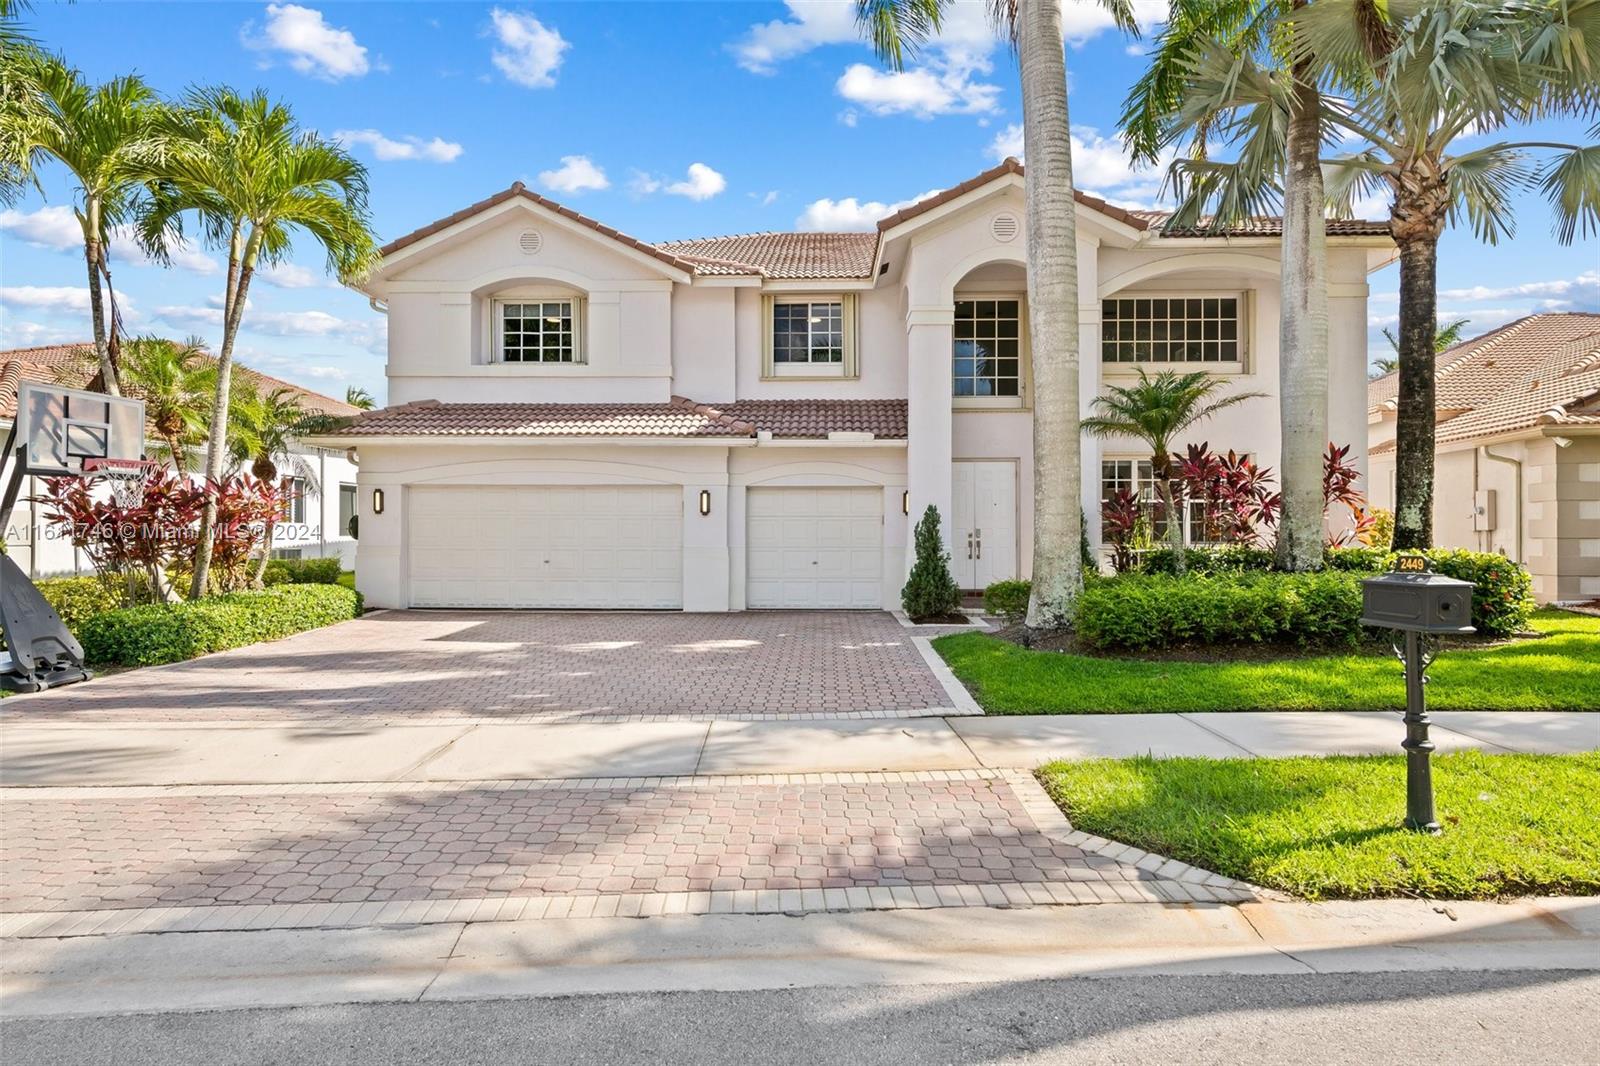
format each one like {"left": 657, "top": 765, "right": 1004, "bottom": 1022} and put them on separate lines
{"left": 698, "top": 489, "right": 711, "bottom": 516}
{"left": 902, "top": 491, "right": 909, "bottom": 515}
{"left": 371, "top": 488, "right": 385, "bottom": 515}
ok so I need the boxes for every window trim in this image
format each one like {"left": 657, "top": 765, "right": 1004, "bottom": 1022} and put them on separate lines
{"left": 491, "top": 295, "right": 586, "bottom": 366}
{"left": 337, "top": 482, "right": 358, "bottom": 539}
{"left": 1099, "top": 289, "right": 1250, "bottom": 373}
{"left": 761, "top": 293, "right": 858, "bottom": 380}
{"left": 285, "top": 476, "right": 308, "bottom": 525}
{"left": 952, "top": 291, "right": 1030, "bottom": 410}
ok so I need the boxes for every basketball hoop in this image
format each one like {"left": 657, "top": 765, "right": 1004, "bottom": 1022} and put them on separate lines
{"left": 82, "top": 457, "right": 157, "bottom": 509}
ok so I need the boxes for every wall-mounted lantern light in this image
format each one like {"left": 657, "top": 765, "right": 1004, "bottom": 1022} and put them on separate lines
{"left": 698, "top": 489, "right": 712, "bottom": 516}
{"left": 902, "top": 491, "right": 909, "bottom": 516}
{"left": 371, "top": 488, "right": 385, "bottom": 515}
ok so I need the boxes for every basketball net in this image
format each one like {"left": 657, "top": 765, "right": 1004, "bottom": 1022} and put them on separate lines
{"left": 81, "top": 457, "right": 156, "bottom": 509}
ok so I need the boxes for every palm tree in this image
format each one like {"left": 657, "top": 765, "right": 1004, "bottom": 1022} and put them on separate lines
{"left": 1289, "top": 0, "right": 1598, "bottom": 549}
{"left": 18, "top": 58, "right": 163, "bottom": 396}
{"left": 139, "top": 86, "right": 378, "bottom": 598}
{"left": 0, "top": 0, "right": 46, "bottom": 205}
{"left": 1372, "top": 318, "right": 1470, "bottom": 376}
{"left": 229, "top": 383, "right": 317, "bottom": 585}
{"left": 854, "top": 0, "right": 1136, "bottom": 631}
{"left": 116, "top": 335, "right": 214, "bottom": 477}
{"left": 344, "top": 385, "right": 375, "bottom": 410}
{"left": 1082, "top": 370, "right": 1265, "bottom": 572}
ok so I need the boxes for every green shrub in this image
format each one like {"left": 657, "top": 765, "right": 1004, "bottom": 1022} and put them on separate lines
{"left": 78, "top": 584, "right": 363, "bottom": 668}
{"left": 262, "top": 561, "right": 291, "bottom": 586}
{"left": 267, "top": 556, "right": 345, "bottom": 585}
{"left": 1421, "top": 549, "right": 1535, "bottom": 637}
{"left": 983, "top": 579, "right": 1032, "bottom": 625}
{"left": 1137, "top": 545, "right": 1275, "bottom": 575}
{"left": 902, "top": 505, "right": 961, "bottom": 622}
{"left": 1324, "top": 546, "right": 1389, "bottom": 571}
{"left": 34, "top": 576, "right": 124, "bottom": 633}
{"left": 1076, "top": 571, "right": 1366, "bottom": 650}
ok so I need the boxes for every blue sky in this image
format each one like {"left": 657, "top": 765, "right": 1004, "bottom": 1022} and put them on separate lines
{"left": 2, "top": 1, "right": 1595, "bottom": 404}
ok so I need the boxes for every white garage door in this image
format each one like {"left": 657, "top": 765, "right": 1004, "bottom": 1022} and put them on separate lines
{"left": 747, "top": 487, "right": 882, "bottom": 609}
{"left": 408, "top": 485, "right": 682, "bottom": 609}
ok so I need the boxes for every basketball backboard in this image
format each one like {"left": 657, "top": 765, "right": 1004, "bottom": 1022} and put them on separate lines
{"left": 13, "top": 381, "right": 145, "bottom": 476}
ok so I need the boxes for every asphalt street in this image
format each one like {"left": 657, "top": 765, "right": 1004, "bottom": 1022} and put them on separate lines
{"left": 3, "top": 969, "right": 1596, "bottom": 1065}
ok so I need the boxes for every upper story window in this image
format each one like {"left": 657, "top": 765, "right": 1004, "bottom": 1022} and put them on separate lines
{"left": 953, "top": 297, "right": 1023, "bottom": 400}
{"left": 496, "top": 299, "right": 580, "bottom": 363}
{"left": 1102, "top": 295, "right": 1241, "bottom": 365}
{"left": 763, "top": 294, "right": 857, "bottom": 378}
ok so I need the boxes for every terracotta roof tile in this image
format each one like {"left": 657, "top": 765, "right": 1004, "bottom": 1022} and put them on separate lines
{"left": 1366, "top": 314, "right": 1600, "bottom": 445}
{"left": 655, "top": 233, "right": 880, "bottom": 279}
{"left": 1134, "top": 212, "right": 1392, "bottom": 237}
{"left": 318, "top": 397, "right": 908, "bottom": 441}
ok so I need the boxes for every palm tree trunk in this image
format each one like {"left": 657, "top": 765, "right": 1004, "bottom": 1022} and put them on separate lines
{"left": 1273, "top": 33, "right": 1328, "bottom": 572}
{"left": 1019, "top": 0, "right": 1083, "bottom": 632}
{"left": 83, "top": 228, "right": 122, "bottom": 397}
{"left": 190, "top": 232, "right": 256, "bottom": 599}
{"left": 1391, "top": 232, "right": 1437, "bottom": 550}
{"left": 251, "top": 505, "right": 275, "bottom": 587}
{"left": 1154, "top": 452, "right": 1186, "bottom": 573}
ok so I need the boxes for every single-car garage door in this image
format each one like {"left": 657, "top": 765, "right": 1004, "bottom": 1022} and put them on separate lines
{"left": 747, "top": 487, "right": 882, "bottom": 609}
{"left": 408, "top": 485, "right": 682, "bottom": 608}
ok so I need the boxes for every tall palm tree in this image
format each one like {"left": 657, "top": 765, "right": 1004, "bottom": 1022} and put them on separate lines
{"left": 139, "top": 86, "right": 378, "bottom": 598}
{"left": 116, "top": 335, "right": 214, "bottom": 478}
{"left": 229, "top": 383, "right": 317, "bottom": 585}
{"left": 344, "top": 385, "right": 375, "bottom": 410}
{"left": 18, "top": 58, "right": 162, "bottom": 396}
{"left": 0, "top": 0, "right": 46, "bottom": 206}
{"left": 1081, "top": 370, "right": 1265, "bottom": 571}
{"left": 1283, "top": 0, "right": 1597, "bottom": 548}
{"left": 855, "top": 0, "right": 1136, "bottom": 631}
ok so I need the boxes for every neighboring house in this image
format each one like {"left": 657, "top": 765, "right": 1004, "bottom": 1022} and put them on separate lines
{"left": 310, "top": 158, "right": 1393, "bottom": 612}
{"left": 1368, "top": 313, "right": 1600, "bottom": 604}
{"left": 0, "top": 343, "right": 363, "bottom": 578}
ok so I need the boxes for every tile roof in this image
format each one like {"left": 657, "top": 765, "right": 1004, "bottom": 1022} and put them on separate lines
{"left": 875, "top": 158, "right": 1155, "bottom": 233}
{"left": 316, "top": 397, "right": 909, "bottom": 441}
{"left": 1131, "top": 212, "right": 1392, "bottom": 237}
{"left": 655, "top": 233, "right": 880, "bottom": 279}
{"left": 1366, "top": 313, "right": 1600, "bottom": 446}
{"left": 0, "top": 342, "right": 359, "bottom": 422}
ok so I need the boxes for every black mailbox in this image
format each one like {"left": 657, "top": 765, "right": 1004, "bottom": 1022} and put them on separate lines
{"left": 1361, "top": 557, "right": 1475, "bottom": 634}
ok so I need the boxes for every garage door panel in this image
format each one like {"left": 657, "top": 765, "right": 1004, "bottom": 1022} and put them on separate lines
{"left": 408, "top": 486, "right": 682, "bottom": 609}
{"left": 747, "top": 487, "right": 882, "bottom": 609}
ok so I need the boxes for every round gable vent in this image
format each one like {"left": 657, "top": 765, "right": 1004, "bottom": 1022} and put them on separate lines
{"left": 991, "top": 213, "right": 1020, "bottom": 243}
{"left": 518, "top": 230, "right": 543, "bottom": 255}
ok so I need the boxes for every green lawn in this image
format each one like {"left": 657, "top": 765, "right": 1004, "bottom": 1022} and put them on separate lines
{"left": 935, "top": 608, "right": 1600, "bottom": 713}
{"left": 1038, "top": 751, "right": 1600, "bottom": 900}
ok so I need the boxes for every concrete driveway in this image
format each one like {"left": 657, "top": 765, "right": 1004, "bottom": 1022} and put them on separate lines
{"left": 0, "top": 610, "right": 958, "bottom": 722}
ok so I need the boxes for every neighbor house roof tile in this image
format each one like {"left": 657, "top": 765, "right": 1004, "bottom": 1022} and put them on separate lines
{"left": 318, "top": 397, "right": 909, "bottom": 441}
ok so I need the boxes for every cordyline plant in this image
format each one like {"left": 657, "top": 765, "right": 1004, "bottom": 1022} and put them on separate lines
{"left": 1174, "top": 443, "right": 1283, "bottom": 546}
{"left": 1100, "top": 488, "right": 1146, "bottom": 573}
{"left": 1323, "top": 441, "right": 1378, "bottom": 547}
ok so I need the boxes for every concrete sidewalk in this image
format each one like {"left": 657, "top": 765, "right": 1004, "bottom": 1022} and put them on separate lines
{"left": 4, "top": 896, "right": 1596, "bottom": 1018}
{"left": 2, "top": 710, "right": 1594, "bottom": 787}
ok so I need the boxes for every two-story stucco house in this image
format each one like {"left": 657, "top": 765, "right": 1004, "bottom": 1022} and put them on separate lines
{"left": 315, "top": 159, "right": 1394, "bottom": 612}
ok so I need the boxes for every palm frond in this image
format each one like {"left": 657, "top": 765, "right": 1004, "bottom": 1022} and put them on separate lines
{"left": 853, "top": 0, "right": 942, "bottom": 70}
{"left": 1446, "top": 143, "right": 1537, "bottom": 244}
{"left": 1322, "top": 150, "right": 1391, "bottom": 218}
{"left": 1537, "top": 142, "right": 1600, "bottom": 244}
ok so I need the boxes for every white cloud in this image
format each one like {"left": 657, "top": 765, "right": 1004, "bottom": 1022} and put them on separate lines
{"left": 538, "top": 155, "right": 609, "bottom": 194}
{"left": 836, "top": 62, "right": 999, "bottom": 118}
{"left": 259, "top": 263, "right": 327, "bottom": 289}
{"left": 244, "top": 3, "right": 371, "bottom": 80}
{"left": 1436, "top": 272, "right": 1600, "bottom": 306}
{"left": 488, "top": 8, "right": 569, "bottom": 89}
{"left": 729, "top": 0, "right": 857, "bottom": 75}
{"left": 298, "top": 365, "right": 348, "bottom": 380}
{"left": 795, "top": 188, "right": 943, "bottom": 231}
{"left": 664, "top": 163, "right": 727, "bottom": 201}
{"left": 0, "top": 204, "right": 80, "bottom": 250}
{"left": 987, "top": 123, "right": 1172, "bottom": 207}
{"left": 333, "top": 129, "right": 464, "bottom": 163}
{"left": 628, "top": 171, "right": 662, "bottom": 196}
{"left": 756, "top": 190, "right": 780, "bottom": 207}
{"left": 0, "top": 286, "right": 93, "bottom": 312}
{"left": 154, "top": 303, "right": 386, "bottom": 352}
{"left": 0, "top": 319, "right": 85, "bottom": 348}
{"left": 988, "top": 122, "right": 1024, "bottom": 161}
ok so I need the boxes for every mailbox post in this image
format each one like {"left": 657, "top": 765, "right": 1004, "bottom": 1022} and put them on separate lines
{"left": 1360, "top": 555, "right": 1475, "bottom": 834}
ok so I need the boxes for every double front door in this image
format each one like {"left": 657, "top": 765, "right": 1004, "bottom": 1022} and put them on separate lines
{"left": 951, "top": 460, "right": 1017, "bottom": 590}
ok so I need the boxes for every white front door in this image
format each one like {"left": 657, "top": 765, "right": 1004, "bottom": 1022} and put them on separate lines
{"left": 951, "top": 461, "right": 1018, "bottom": 590}
{"left": 407, "top": 485, "right": 683, "bottom": 608}
{"left": 746, "top": 487, "right": 883, "bottom": 608}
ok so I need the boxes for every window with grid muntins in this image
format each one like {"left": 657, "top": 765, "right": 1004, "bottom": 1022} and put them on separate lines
{"left": 1101, "top": 296, "right": 1240, "bottom": 364}
{"left": 953, "top": 298, "right": 1022, "bottom": 397}
{"left": 500, "top": 300, "right": 576, "bottom": 363}
{"left": 773, "top": 301, "right": 844, "bottom": 364}
{"left": 1101, "top": 459, "right": 1229, "bottom": 544}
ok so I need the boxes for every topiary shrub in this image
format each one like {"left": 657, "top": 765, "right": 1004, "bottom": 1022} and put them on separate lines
{"left": 983, "top": 579, "right": 1032, "bottom": 626}
{"left": 901, "top": 505, "right": 961, "bottom": 622}
{"left": 1076, "top": 571, "right": 1366, "bottom": 650}
{"left": 78, "top": 584, "right": 363, "bottom": 667}
{"left": 1136, "top": 545, "right": 1276, "bottom": 575}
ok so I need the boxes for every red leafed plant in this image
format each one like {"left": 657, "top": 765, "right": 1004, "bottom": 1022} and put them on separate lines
{"left": 1174, "top": 443, "right": 1281, "bottom": 547}
{"left": 1100, "top": 488, "right": 1144, "bottom": 573}
{"left": 202, "top": 476, "right": 284, "bottom": 593}
{"left": 1323, "top": 442, "right": 1376, "bottom": 547}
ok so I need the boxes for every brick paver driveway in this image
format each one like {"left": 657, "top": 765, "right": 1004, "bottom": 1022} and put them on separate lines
{"left": 2, "top": 610, "right": 955, "bottom": 722}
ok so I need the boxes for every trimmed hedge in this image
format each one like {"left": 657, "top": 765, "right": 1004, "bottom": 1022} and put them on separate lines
{"left": 982, "top": 579, "right": 1033, "bottom": 626}
{"left": 1076, "top": 572, "right": 1366, "bottom": 651}
{"left": 34, "top": 577, "right": 124, "bottom": 633}
{"left": 1134, "top": 545, "right": 1277, "bottom": 575}
{"left": 262, "top": 556, "right": 345, "bottom": 586}
{"left": 78, "top": 584, "right": 363, "bottom": 667}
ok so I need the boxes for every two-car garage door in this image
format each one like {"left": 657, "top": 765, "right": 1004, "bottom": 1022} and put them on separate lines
{"left": 408, "top": 485, "right": 683, "bottom": 608}
{"left": 406, "top": 484, "right": 883, "bottom": 610}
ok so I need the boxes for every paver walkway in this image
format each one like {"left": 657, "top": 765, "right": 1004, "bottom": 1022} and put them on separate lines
{"left": 0, "top": 610, "right": 959, "bottom": 722}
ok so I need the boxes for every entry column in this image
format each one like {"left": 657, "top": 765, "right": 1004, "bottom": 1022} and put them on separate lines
{"left": 906, "top": 308, "right": 954, "bottom": 567}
